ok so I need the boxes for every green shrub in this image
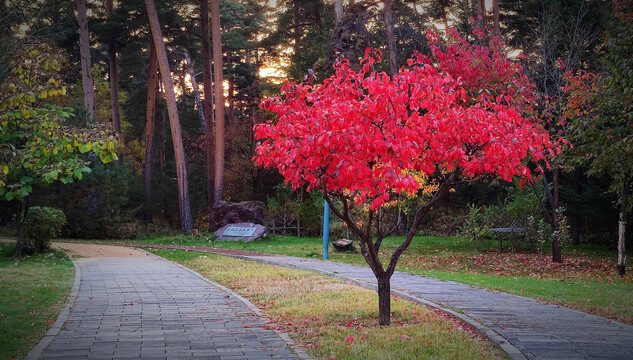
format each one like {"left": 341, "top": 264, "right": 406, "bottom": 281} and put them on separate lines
{"left": 26, "top": 207, "right": 66, "bottom": 252}
{"left": 460, "top": 205, "right": 495, "bottom": 251}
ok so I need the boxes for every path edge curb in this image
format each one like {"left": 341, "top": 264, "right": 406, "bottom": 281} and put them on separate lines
{"left": 138, "top": 244, "right": 525, "bottom": 360}
{"left": 139, "top": 249, "right": 313, "bottom": 360}
{"left": 227, "top": 254, "right": 527, "bottom": 360}
{"left": 25, "top": 260, "right": 81, "bottom": 360}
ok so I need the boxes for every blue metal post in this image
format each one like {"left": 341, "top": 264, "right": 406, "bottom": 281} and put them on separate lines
{"left": 323, "top": 200, "right": 329, "bottom": 259}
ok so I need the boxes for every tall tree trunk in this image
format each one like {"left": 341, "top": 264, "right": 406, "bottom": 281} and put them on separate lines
{"left": 106, "top": 0, "right": 121, "bottom": 135}
{"left": 293, "top": 0, "right": 301, "bottom": 54}
{"left": 211, "top": 0, "right": 225, "bottom": 204}
{"left": 227, "top": 74, "right": 235, "bottom": 125}
{"left": 618, "top": 179, "right": 629, "bottom": 276}
{"left": 334, "top": 0, "right": 343, "bottom": 25}
{"left": 182, "top": 48, "right": 206, "bottom": 133}
{"left": 13, "top": 197, "right": 29, "bottom": 260}
{"left": 200, "top": 0, "right": 215, "bottom": 208}
{"left": 383, "top": 0, "right": 397, "bottom": 76}
{"left": 144, "top": 43, "right": 159, "bottom": 222}
{"left": 145, "top": 0, "right": 193, "bottom": 232}
{"left": 492, "top": 0, "right": 500, "bottom": 36}
{"left": 77, "top": 0, "right": 96, "bottom": 122}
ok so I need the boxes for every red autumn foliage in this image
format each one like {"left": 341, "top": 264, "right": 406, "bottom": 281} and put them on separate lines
{"left": 253, "top": 30, "right": 557, "bottom": 325}
{"left": 254, "top": 30, "right": 553, "bottom": 210}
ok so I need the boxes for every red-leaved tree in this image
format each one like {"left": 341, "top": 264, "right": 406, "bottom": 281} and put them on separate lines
{"left": 254, "top": 30, "right": 557, "bottom": 326}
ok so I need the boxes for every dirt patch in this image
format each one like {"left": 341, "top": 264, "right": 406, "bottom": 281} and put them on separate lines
{"left": 51, "top": 242, "right": 151, "bottom": 258}
{"left": 0, "top": 238, "right": 150, "bottom": 258}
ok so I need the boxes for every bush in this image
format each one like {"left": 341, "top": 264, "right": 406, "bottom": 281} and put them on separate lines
{"left": 460, "top": 205, "right": 496, "bottom": 251}
{"left": 26, "top": 207, "right": 66, "bottom": 252}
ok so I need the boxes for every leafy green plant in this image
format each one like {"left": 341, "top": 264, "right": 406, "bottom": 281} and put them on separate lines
{"left": 25, "top": 207, "right": 66, "bottom": 252}
{"left": 460, "top": 205, "right": 493, "bottom": 251}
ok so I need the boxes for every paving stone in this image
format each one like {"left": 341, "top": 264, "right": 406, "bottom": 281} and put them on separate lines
{"left": 231, "top": 252, "right": 633, "bottom": 360}
{"left": 35, "top": 257, "right": 302, "bottom": 360}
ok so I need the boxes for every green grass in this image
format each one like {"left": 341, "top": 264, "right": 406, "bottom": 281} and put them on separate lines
{"left": 150, "top": 248, "right": 505, "bottom": 360}
{"left": 66, "top": 233, "right": 633, "bottom": 323}
{"left": 0, "top": 243, "right": 74, "bottom": 360}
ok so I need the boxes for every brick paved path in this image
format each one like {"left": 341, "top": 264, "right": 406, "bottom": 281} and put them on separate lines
{"left": 133, "top": 244, "right": 633, "bottom": 360}
{"left": 34, "top": 257, "right": 302, "bottom": 360}
{"left": 239, "top": 254, "right": 633, "bottom": 360}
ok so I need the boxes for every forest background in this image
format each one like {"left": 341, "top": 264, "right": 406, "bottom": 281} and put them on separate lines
{"left": 0, "top": 0, "right": 630, "bottom": 262}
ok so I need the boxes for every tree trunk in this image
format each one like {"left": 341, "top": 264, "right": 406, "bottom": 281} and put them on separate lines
{"left": 106, "top": 0, "right": 121, "bottom": 135}
{"left": 618, "top": 179, "right": 629, "bottom": 276}
{"left": 293, "top": 0, "right": 301, "bottom": 50}
{"left": 144, "top": 43, "right": 159, "bottom": 222}
{"left": 211, "top": 0, "right": 225, "bottom": 204}
{"left": 14, "top": 197, "right": 29, "bottom": 260}
{"left": 227, "top": 74, "right": 235, "bottom": 125}
{"left": 77, "top": 0, "right": 96, "bottom": 123}
{"left": 200, "top": 0, "right": 215, "bottom": 208}
{"left": 145, "top": 0, "right": 193, "bottom": 233}
{"left": 551, "top": 169, "right": 561, "bottom": 263}
{"left": 334, "top": 0, "right": 343, "bottom": 25}
{"left": 377, "top": 274, "right": 391, "bottom": 326}
{"left": 182, "top": 48, "right": 206, "bottom": 133}
{"left": 383, "top": 0, "right": 397, "bottom": 76}
{"left": 492, "top": 0, "right": 500, "bottom": 36}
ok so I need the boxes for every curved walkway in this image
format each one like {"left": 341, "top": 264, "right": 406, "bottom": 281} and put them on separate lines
{"left": 136, "top": 244, "right": 633, "bottom": 360}
{"left": 29, "top": 256, "right": 303, "bottom": 360}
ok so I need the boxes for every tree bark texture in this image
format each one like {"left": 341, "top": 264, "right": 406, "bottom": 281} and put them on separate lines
{"left": 383, "top": 0, "right": 397, "bottom": 76}
{"left": 77, "top": 0, "right": 96, "bottom": 122}
{"left": 551, "top": 169, "right": 562, "bottom": 263}
{"left": 492, "top": 0, "right": 500, "bottom": 36}
{"left": 377, "top": 275, "right": 391, "bottom": 326}
{"left": 144, "top": 43, "right": 158, "bottom": 222}
{"left": 182, "top": 48, "right": 206, "bottom": 133}
{"left": 211, "top": 0, "right": 225, "bottom": 204}
{"left": 145, "top": 0, "right": 193, "bottom": 232}
{"left": 13, "top": 197, "right": 29, "bottom": 259}
{"left": 618, "top": 179, "right": 629, "bottom": 276}
{"left": 334, "top": 0, "right": 343, "bottom": 25}
{"left": 106, "top": 0, "right": 121, "bottom": 135}
{"left": 200, "top": 0, "right": 215, "bottom": 207}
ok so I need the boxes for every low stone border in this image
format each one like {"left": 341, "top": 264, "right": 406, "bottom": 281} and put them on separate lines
{"left": 139, "top": 249, "right": 313, "bottom": 360}
{"left": 25, "top": 261, "right": 82, "bottom": 360}
{"left": 140, "top": 243, "right": 526, "bottom": 360}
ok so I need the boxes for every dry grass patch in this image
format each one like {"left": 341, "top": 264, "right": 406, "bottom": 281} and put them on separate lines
{"left": 152, "top": 250, "right": 506, "bottom": 360}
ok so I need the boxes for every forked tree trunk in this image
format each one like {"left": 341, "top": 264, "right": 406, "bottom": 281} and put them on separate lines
{"left": 383, "top": 0, "right": 397, "bottom": 76}
{"left": 200, "top": 0, "right": 215, "bottom": 207}
{"left": 618, "top": 179, "right": 629, "bottom": 276}
{"left": 106, "top": 0, "right": 121, "bottom": 135}
{"left": 325, "top": 177, "right": 456, "bottom": 326}
{"left": 77, "top": 0, "right": 96, "bottom": 122}
{"left": 13, "top": 197, "right": 29, "bottom": 260}
{"left": 145, "top": 0, "right": 193, "bottom": 232}
{"left": 144, "top": 43, "right": 159, "bottom": 222}
{"left": 182, "top": 48, "right": 206, "bottom": 133}
{"left": 211, "top": 0, "right": 225, "bottom": 204}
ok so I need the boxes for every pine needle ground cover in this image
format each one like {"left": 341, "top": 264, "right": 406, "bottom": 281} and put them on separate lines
{"left": 151, "top": 249, "right": 505, "bottom": 360}
{"left": 0, "top": 243, "right": 74, "bottom": 360}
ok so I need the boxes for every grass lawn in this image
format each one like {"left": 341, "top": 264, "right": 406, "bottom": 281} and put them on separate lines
{"left": 104, "top": 233, "right": 633, "bottom": 324}
{"left": 150, "top": 248, "right": 505, "bottom": 360}
{"left": 0, "top": 243, "right": 74, "bottom": 360}
{"left": 65, "top": 232, "right": 633, "bottom": 324}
